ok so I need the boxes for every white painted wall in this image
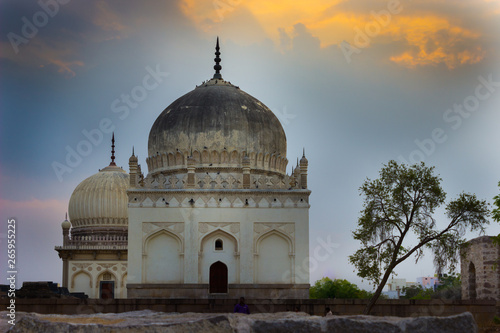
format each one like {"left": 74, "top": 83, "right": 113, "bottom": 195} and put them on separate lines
{"left": 145, "top": 232, "right": 181, "bottom": 283}
{"left": 73, "top": 271, "right": 92, "bottom": 296}
{"left": 257, "top": 233, "right": 291, "bottom": 283}
{"left": 128, "top": 202, "right": 310, "bottom": 287}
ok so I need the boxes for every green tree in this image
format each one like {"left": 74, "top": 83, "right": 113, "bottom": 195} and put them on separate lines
{"left": 402, "top": 285, "right": 435, "bottom": 300}
{"left": 493, "top": 181, "right": 500, "bottom": 223}
{"left": 309, "top": 277, "right": 372, "bottom": 299}
{"left": 436, "top": 273, "right": 461, "bottom": 291}
{"left": 491, "top": 182, "right": 500, "bottom": 246}
{"left": 402, "top": 273, "right": 461, "bottom": 300}
{"left": 433, "top": 273, "right": 461, "bottom": 299}
{"left": 402, "top": 285, "right": 425, "bottom": 299}
{"left": 349, "top": 161, "right": 490, "bottom": 314}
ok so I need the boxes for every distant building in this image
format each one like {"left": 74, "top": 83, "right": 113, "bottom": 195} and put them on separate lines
{"left": 383, "top": 278, "right": 418, "bottom": 299}
{"left": 54, "top": 139, "right": 129, "bottom": 299}
{"left": 416, "top": 276, "right": 440, "bottom": 291}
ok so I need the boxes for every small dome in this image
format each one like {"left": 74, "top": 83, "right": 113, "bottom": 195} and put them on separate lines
{"left": 68, "top": 165, "right": 129, "bottom": 237}
{"left": 300, "top": 152, "right": 308, "bottom": 165}
{"left": 61, "top": 219, "right": 71, "bottom": 229}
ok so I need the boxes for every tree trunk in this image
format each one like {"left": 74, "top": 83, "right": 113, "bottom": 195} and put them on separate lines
{"left": 363, "top": 265, "right": 395, "bottom": 315}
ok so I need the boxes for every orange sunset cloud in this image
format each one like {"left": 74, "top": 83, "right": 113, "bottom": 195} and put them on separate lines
{"left": 180, "top": 0, "right": 495, "bottom": 69}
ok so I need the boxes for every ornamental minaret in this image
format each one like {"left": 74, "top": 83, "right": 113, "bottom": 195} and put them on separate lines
{"left": 129, "top": 147, "right": 138, "bottom": 188}
{"left": 300, "top": 148, "right": 308, "bottom": 189}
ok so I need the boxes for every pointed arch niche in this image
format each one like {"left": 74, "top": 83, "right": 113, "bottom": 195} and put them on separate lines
{"left": 255, "top": 229, "right": 294, "bottom": 284}
{"left": 143, "top": 229, "right": 183, "bottom": 283}
{"left": 199, "top": 229, "right": 239, "bottom": 284}
{"left": 468, "top": 261, "right": 477, "bottom": 299}
{"left": 71, "top": 270, "right": 93, "bottom": 297}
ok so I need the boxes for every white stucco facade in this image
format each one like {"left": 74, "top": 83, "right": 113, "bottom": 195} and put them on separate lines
{"left": 127, "top": 192, "right": 309, "bottom": 291}
{"left": 126, "top": 189, "right": 310, "bottom": 298}
{"left": 57, "top": 41, "right": 312, "bottom": 299}
{"left": 67, "top": 260, "right": 128, "bottom": 299}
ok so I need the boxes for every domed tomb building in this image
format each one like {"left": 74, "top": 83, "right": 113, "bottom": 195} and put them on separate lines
{"left": 55, "top": 135, "right": 129, "bottom": 299}
{"left": 126, "top": 39, "right": 311, "bottom": 298}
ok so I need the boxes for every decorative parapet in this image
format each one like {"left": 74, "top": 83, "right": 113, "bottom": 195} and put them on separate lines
{"left": 64, "top": 234, "right": 128, "bottom": 247}
{"left": 146, "top": 149, "right": 288, "bottom": 176}
{"left": 139, "top": 172, "right": 303, "bottom": 190}
{"left": 55, "top": 245, "right": 128, "bottom": 250}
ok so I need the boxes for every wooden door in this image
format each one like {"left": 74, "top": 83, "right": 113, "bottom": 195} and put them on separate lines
{"left": 100, "top": 281, "right": 114, "bottom": 299}
{"left": 209, "top": 261, "right": 228, "bottom": 293}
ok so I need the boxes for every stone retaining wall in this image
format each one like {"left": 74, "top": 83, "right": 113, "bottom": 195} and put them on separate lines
{"left": 1, "top": 298, "right": 497, "bottom": 328}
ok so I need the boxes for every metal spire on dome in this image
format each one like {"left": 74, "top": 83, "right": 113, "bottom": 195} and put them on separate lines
{"left": 213, "top": 37, "right": 222, "bottom": 79}
{"left": 110, "top": 133, "right": 116, "bottom": 166}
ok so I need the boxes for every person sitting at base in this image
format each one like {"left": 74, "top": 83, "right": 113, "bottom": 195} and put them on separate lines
{"left": 234, "top": 297, "right": 250, "bottom": 314}
{"left": 325, "top": 307, "right": 333, "bottom": 316}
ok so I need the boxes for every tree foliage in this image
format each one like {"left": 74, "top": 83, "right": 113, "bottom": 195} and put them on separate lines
{"left": 402, "top": 273, "right": 461, "bottom": 300}
{"left": 309, "top": 277, "right": 373, "bottom": 299}
{"left": 402, "top": 285, "right": 435, "bottom": 300}
{"left": 349, "top": 160, "right": 490, "bottom": 314}
{"left": 492, "top": 181, "right": 500, "bottom": 246}
{"left": 493, "top": 181, "right": 500, "bottom": 223}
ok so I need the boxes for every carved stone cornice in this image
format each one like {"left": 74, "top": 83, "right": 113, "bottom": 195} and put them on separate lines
{"left": 127, "top": 189, "right": 311, "bottom": 209}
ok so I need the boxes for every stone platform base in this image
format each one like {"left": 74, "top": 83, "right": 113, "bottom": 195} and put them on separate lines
{"left": 3, "top": 310, "right": 478, "bottom": 333}
{"left": 127, "top": 283, "right": 310, "bottom": 299}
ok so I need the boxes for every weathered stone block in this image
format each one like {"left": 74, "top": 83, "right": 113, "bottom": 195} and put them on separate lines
{"left": 4, "top": 310, "right": 478, "bottom": 333}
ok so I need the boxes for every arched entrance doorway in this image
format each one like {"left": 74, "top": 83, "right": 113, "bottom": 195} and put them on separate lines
{"left": 209, "top": 261, "right": 228, "bottom": 293}
{"left": 100, "top": 281, "right": 114, "bottom": 299}
{"left": 468, "top": 262, "right": 477, "bottom": 299}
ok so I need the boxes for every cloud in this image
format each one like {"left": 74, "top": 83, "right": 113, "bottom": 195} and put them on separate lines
{"left": 92, "top": 1, "right": 127, "bottom": 36}
{"left": 386, "top": 16, "right": 485, "bottom": 69}
{"left": 0, "top": 0, "right": 131, "bottom": 77}
{"left": 1, "top": 37, "right": 84, "bottom": 77}
{"left": 181, "top": 0, "right": 497, "bottom": 69}
{"left": 0, "top": 198, "right": 67, "bottom": 216}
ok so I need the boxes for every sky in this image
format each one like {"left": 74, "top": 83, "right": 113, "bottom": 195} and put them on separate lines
{"left": 1, "top": 0, "right": 499, "bottom": 291}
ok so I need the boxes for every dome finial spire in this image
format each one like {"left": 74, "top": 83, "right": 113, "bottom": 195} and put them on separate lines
{"left": 110, "top": 132, "right": 116, "bottom": 166}
{"left": 213, "top": 36, "right": 222, "bottom": 79}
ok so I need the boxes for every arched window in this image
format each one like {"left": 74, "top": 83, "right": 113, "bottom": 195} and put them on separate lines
{"left": 468, "top": 262, "right": 477, "bottom": 299}
{"left": 215, "top": 239, "right": 223, "bottom": 251}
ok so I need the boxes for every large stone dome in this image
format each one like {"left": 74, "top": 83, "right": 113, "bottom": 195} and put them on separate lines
{"left": 147, "top": 79, "right": 287, "bottom": 175}
{"left": 149, "top": 79, "right": 286, "bottom": 155}
{"left": 146, "top": 39, "right": 288, "bottom": 177}
{"left": 68, "top": 165, "right": 129, "bottom": 237}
